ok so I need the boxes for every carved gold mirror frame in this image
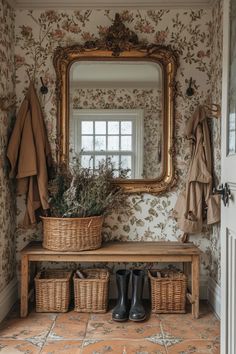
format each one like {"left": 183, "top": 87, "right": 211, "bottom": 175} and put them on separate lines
{"left": 54, "top": 14, "right": 178, "bottom": 194}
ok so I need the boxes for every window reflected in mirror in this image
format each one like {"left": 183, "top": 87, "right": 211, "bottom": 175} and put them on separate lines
{"left": 69, "top": 61, "right": 163, "bottom": 179}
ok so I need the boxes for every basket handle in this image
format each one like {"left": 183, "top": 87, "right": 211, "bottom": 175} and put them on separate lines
{"left": 186, "top": 292, "right": 195, "bottom": 304}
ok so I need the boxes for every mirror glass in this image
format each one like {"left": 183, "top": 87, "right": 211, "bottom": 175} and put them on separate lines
{"left": 69, "top": 60, "right": 163, "bottom": 179}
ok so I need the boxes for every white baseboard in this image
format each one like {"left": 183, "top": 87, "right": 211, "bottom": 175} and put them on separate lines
{"left": 0, "top": 278, "right": 18, "bottom": 323}
{"left": 207, "top": 276, "right": 221, "bottom": 319}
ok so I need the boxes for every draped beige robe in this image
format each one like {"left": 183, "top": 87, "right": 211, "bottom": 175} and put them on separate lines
{"left": 173, "top": 105, "right": 220, "bottom": 234}
{"left": 7, "top": 82, "right": 52, "bottom": 226}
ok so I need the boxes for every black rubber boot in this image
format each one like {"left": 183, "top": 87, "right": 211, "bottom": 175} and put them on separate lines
{"left": 129, "top": 269, "right": 146, "bottom": 322}
{"left": 112, "top": 269, "right": 130, "bottom": 322}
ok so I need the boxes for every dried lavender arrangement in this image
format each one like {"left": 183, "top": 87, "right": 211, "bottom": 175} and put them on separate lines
{"left": 48, "top": 158, "right": 129, "bottom": 218}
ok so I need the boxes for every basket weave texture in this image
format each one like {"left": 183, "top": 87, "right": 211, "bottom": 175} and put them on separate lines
{"left": 148, "top": 269, "right": 187, "bottom": 313}
{"left": 74, "top": 269, "right": 109, "bottom": 313}
{"left": 35, "top": 270, "right": 72, "bottom": 312}
{"left": 41, "top": 215, "right": 103, "bottom": 251}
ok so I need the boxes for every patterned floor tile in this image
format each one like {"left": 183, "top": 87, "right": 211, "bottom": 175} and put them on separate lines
{"left": 0, "top": 302, "right": 220, "bottom": 353}
{"left": 86, "top": 315, "right": 162, "bottom": 340}
{"left": 81, "top": 339, "right": 167, "bottom": 353}
{"left": 48, "top": 312, "right": 89, "bottom": 340}
{"left": 166, "top": 340, "right": 220, "bottom": 354}
{"left": 85, "top": 305, "right": 162, "bottom": 341}
{"left": 0, "top": 312, "right": 56, "bottom": 344}
{"left": 160, "top": 311, "right": 220, "bottom": 341}
{"left": 0, "top": 339, "right": 41, "bottom": 354}
{"left": 41, "top": 340, "right": 83, "bottom": 353}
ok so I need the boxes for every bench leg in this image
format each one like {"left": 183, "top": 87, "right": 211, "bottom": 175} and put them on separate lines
{"left": 191, "top": 255, "right": 200, "bottom": 319}
{"left": 21, "top": 255, "right": 29, "bottom": 318}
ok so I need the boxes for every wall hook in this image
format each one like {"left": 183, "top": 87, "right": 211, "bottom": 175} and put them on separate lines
{"left": 40, "top": 77, "right": 48, "bottom": 95}
{"left": 186, "top": 77, "right": 194, "bottom": 97}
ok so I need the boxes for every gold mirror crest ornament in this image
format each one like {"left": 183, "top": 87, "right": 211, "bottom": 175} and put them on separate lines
{"left": 53, "top": 13, "right": 178, "bottom": 194}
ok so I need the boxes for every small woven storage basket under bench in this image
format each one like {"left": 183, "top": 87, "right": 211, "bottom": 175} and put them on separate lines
{"left": 41, "top": 215, "right": 103, "bottom": 251}
{"left": 35, "top": 269, "right": 72, "bottom": 312}
{"left": 148, "top": 269, "right": 187, "bottom": 313}
{"left": 73, "top": 269, "right": 109, "bottom": 313}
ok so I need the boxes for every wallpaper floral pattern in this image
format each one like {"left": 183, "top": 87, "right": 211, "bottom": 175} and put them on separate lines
{"left": 0, "top": 0, "right": 16, "bottom": 291}
{"left": 14, "top": 8, "right": 222, "bottom": 285}
{"left": 207, "top": 0, "right": 223, "bottom": 285}
{"left": 71, "top": 87, "right": 163, "bottom": 178}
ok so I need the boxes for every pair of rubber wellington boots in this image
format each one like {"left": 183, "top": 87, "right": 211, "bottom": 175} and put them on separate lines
{"left": 112, "top": 269, "right": 146, "bottom": 322}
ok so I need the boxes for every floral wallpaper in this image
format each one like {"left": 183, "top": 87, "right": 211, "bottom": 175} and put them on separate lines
{"left": 14, "top": 8, "right": 221, "bottom": 285}
{"left": 71, "top": 87, "right": 163, "bottom": 179}
{"left": 0, "top": 0, "right": 16, "bottom": 291}
{"left": 207, "top": 0, "right": 223, "bottom": 285}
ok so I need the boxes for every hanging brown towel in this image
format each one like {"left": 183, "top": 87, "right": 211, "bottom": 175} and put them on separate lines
{"left": 7, "top": 82, "right": 52, "bottom": 226}
{"left": 173, "top": 105, "right": 220, "bottom": 234}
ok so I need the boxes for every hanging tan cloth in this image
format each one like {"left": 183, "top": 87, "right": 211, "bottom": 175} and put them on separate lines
{"left": 173, "top": 105, "right": 220, "bottom": 234}
{"left": 7, "top": 82, "right": 52, "bottom": 226}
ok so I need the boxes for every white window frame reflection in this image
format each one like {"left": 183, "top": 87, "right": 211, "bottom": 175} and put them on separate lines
{"left": 70, "top": 109, "right": 144, "bottom": 178}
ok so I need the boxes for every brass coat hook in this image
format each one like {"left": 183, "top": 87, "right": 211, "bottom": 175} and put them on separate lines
{"left": 40, "top": 77, "right": 48, "bottom": 95}
{"left": 186, "top": 77, "right": 194, "bottom": 97}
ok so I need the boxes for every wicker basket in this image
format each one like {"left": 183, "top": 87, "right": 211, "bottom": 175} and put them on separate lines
{"left": 35, "top": 269, "right": 72, "bottom": 312}
{"left": 73, "top": 269, "right": 109, "bottom": 313}
{"left": 41, "top": 215, "right": 103, "bottom": 251}
{"left": 148, "top": 269, "right": 187, "bottom": 313}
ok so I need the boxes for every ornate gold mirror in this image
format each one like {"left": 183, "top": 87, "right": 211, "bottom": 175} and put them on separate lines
{"left": 54, "top": 14, "right": 178, "bottom": 193}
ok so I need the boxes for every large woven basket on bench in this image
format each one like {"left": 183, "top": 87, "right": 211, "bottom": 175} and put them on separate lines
{"left": 148, "top": 269, "right": 187, "bottom": 313}
{"left": 41, "top": 215, "right": 103, "bottom": 251}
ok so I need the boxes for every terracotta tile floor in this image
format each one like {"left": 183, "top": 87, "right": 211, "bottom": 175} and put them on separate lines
{"left": 0, "top": 301, "right": 220, "bottom": 354}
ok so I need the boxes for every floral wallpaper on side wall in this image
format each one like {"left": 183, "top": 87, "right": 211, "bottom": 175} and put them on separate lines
{"left": 0, "top": 0, "right": 16, "bottom": 291}
{"left": 207, "top": 0, "right": 223, "bottom": 285}
{"left": 14, "top": 8, "right": 220, "bottom": 284}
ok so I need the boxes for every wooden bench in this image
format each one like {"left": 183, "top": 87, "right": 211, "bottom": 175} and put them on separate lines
{"left": 20, "top": 241, "right": 201, "bottom": 319}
